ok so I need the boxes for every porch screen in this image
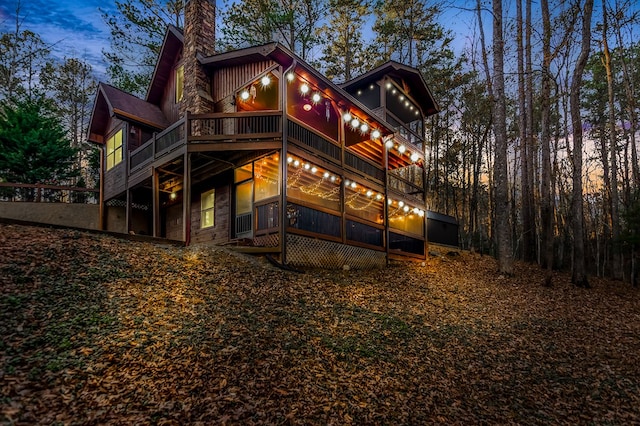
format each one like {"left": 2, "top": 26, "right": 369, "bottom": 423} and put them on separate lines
{"left": 388, "top": 201, "right": 425, "bottom": 236}
{"left": 286, "top": 154, "right": 340, "bottom": 211}
{"left": 344, "top": 180, "right": 384, "bottom": 224}
{"left": 237, "top": 71, "right": 279, "bottom": 112}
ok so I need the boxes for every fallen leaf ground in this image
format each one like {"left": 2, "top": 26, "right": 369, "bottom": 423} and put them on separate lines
{"left": 1, "top": 223, "right": 639, "bottom": 425}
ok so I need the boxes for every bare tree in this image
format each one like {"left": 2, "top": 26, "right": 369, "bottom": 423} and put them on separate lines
{"left": 491, "top": 0, "right": 514, "bottom": 274}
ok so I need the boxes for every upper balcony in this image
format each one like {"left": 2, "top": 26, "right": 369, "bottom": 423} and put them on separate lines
{"left": 128, "top": 111, "right": 282, "bottom": 176}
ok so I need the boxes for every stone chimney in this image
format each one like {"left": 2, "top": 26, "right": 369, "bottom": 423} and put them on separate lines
{"left": 180, "top": 0, "right": 215, "bottom": 116}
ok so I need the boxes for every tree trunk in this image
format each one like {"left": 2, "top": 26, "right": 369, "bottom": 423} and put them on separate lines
{"left": 602, "top": 2, "right": 623, "bottom": 280}
{"left": 540, "top": 0, "right": 554, "bottom": 286}
{"left": 569, "top": 0, "right": 592, "bottom": 288}
{"left": 492, "top": 0, "right": 514, "bottom": 275}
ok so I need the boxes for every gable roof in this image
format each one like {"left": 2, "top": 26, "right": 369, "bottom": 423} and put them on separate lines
{"left": 88, "top": 83, "right": 169, "bottom": 144}
{"left": 147, "top": 25, "right": 184, "bottom": 104}
{"left": 341, "top": 61, "right": 440, "bottom": 116}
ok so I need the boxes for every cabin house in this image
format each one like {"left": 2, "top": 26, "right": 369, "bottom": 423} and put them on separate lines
{"left": 87, "top": 0, "right": 440, "bottom": 269}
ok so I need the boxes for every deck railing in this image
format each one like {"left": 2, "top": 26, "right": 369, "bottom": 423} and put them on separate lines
{"left": 188, "top": 111, "right": 281, "bottom": 142}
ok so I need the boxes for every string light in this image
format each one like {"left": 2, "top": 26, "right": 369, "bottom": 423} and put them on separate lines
{"left": 286, "top": 72, "right": 295, "bottom": 82}
{"left": 261, "top": 75, "right": 271, "bottom": 86}
{"left": 300, "top": 83, "right": 310, "bottom": 94}
{"left": 410, "top": 152, "right": 420, "bottom": 162}
{"left": 240, "top": 90, "right": 250, "bottom": 100}
{"left": 398, "top": 145, "right": 406, "bottom": 154}
{"left": 371, "top": 129, "right": 381, "bottom": 139}
{"left": 312, "top": 92, "right": 322, "bottom": 103}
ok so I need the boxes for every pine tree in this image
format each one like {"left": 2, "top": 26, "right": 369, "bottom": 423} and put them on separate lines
{"left": 101, "top": 0, "right": 184, "bottom": 96}
{"left": 0, "top": 97, "right": 79, "bottom": 199}
{"left": 219, "top": 0, "right": 324, "bottom": 60}
{"left": 318, "top": 0, "right": 371, "bottom": 83}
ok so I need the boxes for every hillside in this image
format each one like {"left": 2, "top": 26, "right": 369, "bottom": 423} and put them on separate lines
{"left": 1, "top": 223, "right": 639, "bottom": 424}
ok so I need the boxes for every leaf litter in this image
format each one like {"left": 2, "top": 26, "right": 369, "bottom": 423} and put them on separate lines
{"left": 1, "top": 223, "right": 639, "bottom": 424}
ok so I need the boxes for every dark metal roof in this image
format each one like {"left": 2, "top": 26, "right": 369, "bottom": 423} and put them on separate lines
{"left": 341, "top": 61, "right": 440, "bottom": 116}
{"left": 88, "top": 83, "right": 169, "bottom": 143}
{"left": 146, "top": 25, "right": 184, "bottom": 104}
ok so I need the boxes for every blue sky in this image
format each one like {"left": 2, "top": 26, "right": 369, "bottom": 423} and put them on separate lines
{"left": 0, "top": 0, "right": 477, "bottom": 82}
{"left": 0, "top": 0, "right": 115, "bottom": 78}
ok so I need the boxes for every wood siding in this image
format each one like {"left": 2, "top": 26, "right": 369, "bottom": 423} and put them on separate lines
{"left": 190, "top": 184, "right": 230, "bottom": 245}
{"left": 165, "top": 204, "right": 183, "bottom": 241}
{"left": 160, "top": 54, "right": 182, "bottom": 123}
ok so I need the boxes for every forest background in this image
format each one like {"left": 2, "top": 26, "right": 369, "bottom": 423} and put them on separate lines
{"left": 1, "top": 0, "right": 640, "bottom": 287}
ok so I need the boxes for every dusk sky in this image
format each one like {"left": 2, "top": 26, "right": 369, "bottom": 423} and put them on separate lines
{"left": 0, "top": 0, "right": 478, "bottom": 82}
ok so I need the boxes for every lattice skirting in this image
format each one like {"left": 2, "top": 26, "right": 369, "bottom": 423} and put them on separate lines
{"left": 253, "top": 233, "right": 279, "bottom": 247}
{"left": 285, "top": 234, "right": 386, "bottom": 269}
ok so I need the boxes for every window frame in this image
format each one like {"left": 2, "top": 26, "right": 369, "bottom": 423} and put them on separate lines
{"left": 106, "top": 128, "right": 123, "bottom": 171}
{"left": 175, "top": 64, "right": 184, "bottom": 103}
{"left": 201, "top": 189, "right": 215, "bottom": 228}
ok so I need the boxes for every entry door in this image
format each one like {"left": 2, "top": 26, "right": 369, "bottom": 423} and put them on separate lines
{"left": 235, "top": 180, "right": 253, "bottom": 238}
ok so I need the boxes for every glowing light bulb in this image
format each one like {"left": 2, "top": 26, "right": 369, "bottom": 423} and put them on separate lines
{"left": 376, "top": 194, "right": 383, "bottom": 200}
{"left": 410, "top": 152, "right": 419, "bottom": 162}
{"left": 300, "top": 83, "right": 310, "bottom": 94}
{"left": 323, "top": 172, "right": 330, "bottom": 178}
{"left": 343, "top": 112, "right": 352, "bottom": 122}
{"left": 351, "top": 118, "right": 360, "bottom": 128}
{"left": 287, "top": 72, "right": 295, "bottom": 81}
{"left": 240, "top": 90, "right": 250, "bottom": 100}
{"left": 388, "top": 198, "right": 393, "bottom": 205}
{"left": 403, "top": 205, "right": 410, "bottom": 212}
{"left": 413, "top": 207, "right": 420, "bottom": 214}
{"left": 293, "top": 160, "right": 300, "bottom": 167}
{"left": 312, "top": 92, "right": 321, "bottom": 103}
{"left": 398, "top": 145, "right": 406, "bottom": 154}
{"left": 311, "top": 166, "right": 318, "bottom": 173}
{"left": 371, "top": 129, "right": 381, "bottom": 139}
{"left": 399, "top": 201, "right": 405, "bottom": 207}
{"left": 304, "top": 163, "right": 310, "bottom": 170}
{"left": 351, "top": 181, "right": 357, "bottom": 188}
{"left": 287, "top": 156, "right": 293, "bottom": 163}
{"left": 385, "top": 139, "right": 394, "bottom": 149}
{"left": 261, "top": 75, "right": 271, "bottom": 86}
{"left": 366, "top": 190, "right": 373, "bottom": 197}
{"left": 360, "top": 123, "right": 369, "bottom": 133}
{"left": 330, "top": 176, "right": 336, "bottom": 182}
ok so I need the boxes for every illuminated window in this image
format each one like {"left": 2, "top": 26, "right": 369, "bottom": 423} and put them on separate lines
{"left": 106, "top": 129, "right": 123, "bottom": 170}
{"left": 175, "top": 64, "right": 184, "bottom": 103}
{"left": 201, "top": 189, "right": 215, "bottom": 228}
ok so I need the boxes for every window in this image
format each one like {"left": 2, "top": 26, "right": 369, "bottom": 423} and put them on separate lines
{"left": 175, "top": 64, "right": 184, "bottom": 103}
{"left": 106, "top": 129, "right": 123, "bottom": 170}
{"left": 201, "top": 189, "right": 215, "bottom": 228}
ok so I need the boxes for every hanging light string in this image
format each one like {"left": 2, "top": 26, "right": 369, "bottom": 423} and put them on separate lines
{"left": 286, "top": 155, "right": 341, "bottom": 201}
{"left": 344, "top": 180, "right": 384, "bottom": 211}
